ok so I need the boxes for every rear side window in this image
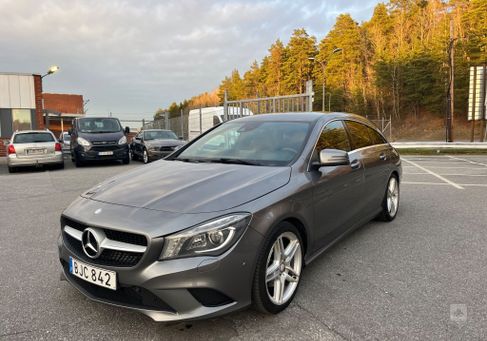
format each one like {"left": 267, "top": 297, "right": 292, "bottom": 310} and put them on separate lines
{"left": 344, "top": 121, "right": 372, "bottom": 150}
{"left": 367, "top": 127, "right": 387, "bottom": 145}
{"left": 316, "top": 121, "right": 351, "bottom": 152}
{"left": 13, "top": 133, "right": 54, "bottom": 143}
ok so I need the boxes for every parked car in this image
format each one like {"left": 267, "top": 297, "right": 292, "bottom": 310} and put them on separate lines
{"left": 69, "top": 117, "right": 130, "bottom": 167}
{"left": 58, "top": 112, "right": 401, "bottom": 322}
{"left": 59, "top": 131, "right": 71, "bottom": 153}
{"left": 7, "top": 130, "right": 64, "bottom": 173}
{"left": 131, "top": 129, "right": 186, "bottom": 163}
{"left": 188, "top": 106, "right": 253, "bottom": 140}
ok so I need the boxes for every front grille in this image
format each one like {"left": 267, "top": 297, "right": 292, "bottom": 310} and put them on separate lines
{"left": 159, "top": 146, "right": 176, "bottom": 152}
{"left": 61, "top": 260, "right": 176, "bottom": 313}
{"left": 92, "top": 140, "right": 117, "bottom": 145}
{"left": 91, "top": 145, "right": 120, "bottom": 152}
{"left": 61, "top": 216, "right": 147, "bottom": 267}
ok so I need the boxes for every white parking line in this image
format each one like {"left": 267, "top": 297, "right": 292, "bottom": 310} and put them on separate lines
{"left": 402, "top": 181, "right": 487, "bottom": 187}
{"left": 401, "top": 158, "right": 464, "bottom": 189}
{"left": 447, "top": 156, "right": 487, "bottom": 167}
{"left": 403, "top": 181, "right": 449, "bottom": 186}
{"left": 436, "top": 173, "right": 487, "bottom": 177}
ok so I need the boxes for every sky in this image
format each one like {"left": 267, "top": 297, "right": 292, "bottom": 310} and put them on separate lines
{"left": 0, "top": 0, "right": 380, "bottom": 121}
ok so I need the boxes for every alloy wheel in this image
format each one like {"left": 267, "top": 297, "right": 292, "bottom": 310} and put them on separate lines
{"left": 143, "top": 150, "right": 148, "bottom": 164}
{"left": 265, "top": 231, "right": 302, "bottom": 305}
{"left": 387, "top": 177, "right": 399, "bottom": 217}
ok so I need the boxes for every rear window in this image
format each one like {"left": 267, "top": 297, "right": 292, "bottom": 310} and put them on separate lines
{"left": 13, "top": 133, "right": 54, "bottom": 143}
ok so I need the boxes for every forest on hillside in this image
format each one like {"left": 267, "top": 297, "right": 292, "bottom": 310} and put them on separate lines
{"left": 157, "top": 0, "right": 486, "bottom": 139}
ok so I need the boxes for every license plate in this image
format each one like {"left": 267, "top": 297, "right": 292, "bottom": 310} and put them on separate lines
{"left": 69, "top": 256, "right": 117, "bottom": 290}
{"left": 98, "top": 151, "right": 114, "bottom": 156}
{"left": 27, "top": 149, "right": 45, "bottom": 155}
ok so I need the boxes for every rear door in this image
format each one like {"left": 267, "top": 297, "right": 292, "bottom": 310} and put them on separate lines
{"left": 344, "top": 121, "right": 390, "bottom": 214}
{"left": 311, "top": 120, "right": 365, "bottom": 247}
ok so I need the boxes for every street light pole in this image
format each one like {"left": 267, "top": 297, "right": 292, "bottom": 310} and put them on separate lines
{"left": 309, "top": 48, "right": 342, "bottom": 112}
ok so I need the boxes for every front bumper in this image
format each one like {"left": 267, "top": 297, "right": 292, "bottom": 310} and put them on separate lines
{"left": 7, "top": 152, "right": 64, "bottom": 167}
{"left": 58, "top": 222, "right": 263, "bottom": 322}
{"left": 147, "top": 149, "right": 174, "bottom": 160}
{"left": 75, "top": 144, "right": 129, "bottom": 161}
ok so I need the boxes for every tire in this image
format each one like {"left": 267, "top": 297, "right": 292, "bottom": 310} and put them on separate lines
{"left": 122, "top": 154, "right": 130, "bottom": 165}
{"left": 142, "top": 149, "right": 149, "bottom": 164}
{"left": 377, "top": 174, "right": 400, "bottom": 221}
{"left": 252, "top": 221, "right": 304, "bottom": 314}
{"left": 74, "top": 154, "right": 84, "bottom": 167}
{"left": 8, "top": 166, "right": 16, "bottom": 174}
{"left": 130, "top": 148, "right": 137, "bottom": 161}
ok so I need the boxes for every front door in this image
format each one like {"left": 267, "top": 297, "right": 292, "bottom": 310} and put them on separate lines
{"left": 311, "top": 120, "right": 364, "bottom": 249}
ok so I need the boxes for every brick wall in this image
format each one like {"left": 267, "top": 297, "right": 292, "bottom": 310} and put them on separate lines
{"left": 33, "top": 74, "right": 44, "bottom": 130}
{"left": 43, "top": 93, "right": 83, "bottom": 114}
{"left": 0, "top": 139, "right": 6, "bottom": 157}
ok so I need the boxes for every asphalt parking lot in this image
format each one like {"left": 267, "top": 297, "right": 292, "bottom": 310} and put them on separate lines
{"left": 1, "top": 155, "right": 487, "bottom": 340}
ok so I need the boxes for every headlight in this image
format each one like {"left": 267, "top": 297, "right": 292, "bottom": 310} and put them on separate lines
{"left": 118, "top": 136, "right": 127, "bottom": 145}
{"left": 148, "top": 146, "right": 158, "bottom": 151}
{"left": 77, "top": 137, "right": 91, "bottom": 147}
{"left": 160, "top": 213, "right": 251, "bottom": 260}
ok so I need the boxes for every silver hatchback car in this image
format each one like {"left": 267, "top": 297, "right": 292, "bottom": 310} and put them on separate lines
{"left": 7, "top": 130, "right": 64, "bottom": 173}
{"left": 58, "top": 112, "right": 401, "bottom": 322}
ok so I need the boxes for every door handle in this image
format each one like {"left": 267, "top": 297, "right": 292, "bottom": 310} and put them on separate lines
{"left": 379, "top": 153, "right": 387, "bottom": 161}
{"left": 350, "top": 159, "right": 361, "bottom": 169}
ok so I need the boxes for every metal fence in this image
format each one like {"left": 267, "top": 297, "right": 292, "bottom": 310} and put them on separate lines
{"left": 223, "top": 80, "right": 314, "bottom": 121}
{"left": 367, "top": 115, "right": 393, "bottom": 141}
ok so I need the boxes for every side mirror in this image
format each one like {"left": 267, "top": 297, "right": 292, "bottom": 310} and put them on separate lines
{"left": 179, "top": 136, "right": 184, "bottom": 140}
{"left": 124, "top": 126, "right": 130, "bottom": 134}
{"left": 318, "top": 149, "right": 349, "bottom": 167}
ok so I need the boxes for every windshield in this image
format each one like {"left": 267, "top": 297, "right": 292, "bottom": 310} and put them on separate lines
{"left": 174, "top": 120, "right": 310, "bottom": 166}
{"left": 14, "top": 132, "right": 54, "bottom": 143}
{"left": 62, "top": 133, "right": 71, "bottom": 142}
{"left": 144, "top": 130, "right": 178, "bottom": 140}
{"left": 78, "top": 118, "right": 122, "bottom": 133}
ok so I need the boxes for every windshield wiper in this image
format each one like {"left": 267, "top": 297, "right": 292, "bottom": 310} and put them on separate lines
{"left": 208, "top": 158, "right": 261, "bottom": 166}
{"left": 175, "top": 157, "right": 206, "bottom": 163}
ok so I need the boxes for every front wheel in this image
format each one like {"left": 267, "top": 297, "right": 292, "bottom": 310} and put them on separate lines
{"left": 142, "top": 149, "right": 149, "bottom": 164}
{"left": 252, "top": 222, "right": 303, "bottom": 314}
{"left": 122, "top": 153, "right": 130, "bottom": 165}
{"left": 377, "top": 175, "right": 400, "bottom": 221}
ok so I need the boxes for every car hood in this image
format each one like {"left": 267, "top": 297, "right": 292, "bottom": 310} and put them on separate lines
{"left": 82, "top": 160, "right": 291, "bottom": 213}
{"left": 145, "top": 139, "right": 186, "bottom": 147}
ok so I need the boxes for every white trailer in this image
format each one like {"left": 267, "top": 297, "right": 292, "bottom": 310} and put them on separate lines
{"left": 188, "top": 106, "right": 253, "bottom": 140}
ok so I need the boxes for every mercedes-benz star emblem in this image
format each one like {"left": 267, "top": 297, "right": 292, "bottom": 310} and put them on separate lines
{"left": 82, "top": 228, "right": 103, "bottom": 259}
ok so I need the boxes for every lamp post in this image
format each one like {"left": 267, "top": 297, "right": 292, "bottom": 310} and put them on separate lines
{"left": 309, "top": 48, "right": 342, "bottom": 112}
{"left": 40, "top": 65, "right": 60, "bottom": 130}
{"left": 41, "top": 65, "right": 60, "bottom": 79}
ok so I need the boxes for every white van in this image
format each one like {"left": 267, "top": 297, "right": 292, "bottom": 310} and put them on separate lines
{"left": 188, "top": 106, "right": 253, "bottom": 140}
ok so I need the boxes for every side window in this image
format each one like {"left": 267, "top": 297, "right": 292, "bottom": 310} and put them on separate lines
{"left": 367, "top": 126, "right": 387, "bottom": 145}
{"left": 345, "top": 121, "right": 372, "bottom": 150}
{"left": 316, "top": 121, "right": 351, "bottom": 153}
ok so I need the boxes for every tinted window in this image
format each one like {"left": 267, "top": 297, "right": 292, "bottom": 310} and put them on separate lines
{"left": 14, "top": 132, "right": 54, "bottom": 143}
{"left": 316, "top": 121, "right": 350, "bottom": 152}
{"left": 345, "top": 121, "right": 372, "bottom": 150}
{"left": 367, "top": 126, "right": 387, "bottom": 145}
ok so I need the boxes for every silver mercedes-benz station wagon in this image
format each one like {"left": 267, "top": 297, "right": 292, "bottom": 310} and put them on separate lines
{"left": 58, "top": 112, "right": 401, "bottom": 322}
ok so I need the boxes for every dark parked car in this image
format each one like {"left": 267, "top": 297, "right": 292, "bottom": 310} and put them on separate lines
{"left": 58, "top": 112, "right": 401, "bottom": 322}
{"left": 131, "top": 129, "right": 186, "bottom": 163}
{"left": 69, "top": 117, "right": 130, "bottom": 167}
